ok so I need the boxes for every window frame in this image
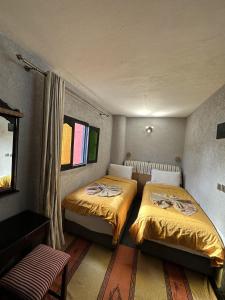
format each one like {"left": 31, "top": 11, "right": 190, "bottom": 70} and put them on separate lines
{"left": 61, "top": 115, "right": 89, "bottom": 171}
{"left": 87, "top": 126, "right": 100, "bottom": 164}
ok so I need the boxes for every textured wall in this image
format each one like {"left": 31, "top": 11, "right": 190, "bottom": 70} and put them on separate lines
{"left": 126, "top": 117, "right": 186, "bottom": 164}
{"left": 183, "top": 85, "right": 225, "bottom": 243}
{"left": 2, "top": 1, "right": 225, "bottom": 118}
{"left": 0, "top": 34, "right": 45, "bottom": 220}
{"left": 61, "top": 89, "right": 112, "bottom": 199}
{"left": 0, "top": 33, "right": 112, "bottom": 221}
{"left": 111, "top": 115, "right": 127, "bottom": 164}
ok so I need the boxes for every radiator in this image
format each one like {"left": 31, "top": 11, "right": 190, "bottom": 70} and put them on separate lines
{"left": 124, "top": 160, "right": 180, "bottom": 175}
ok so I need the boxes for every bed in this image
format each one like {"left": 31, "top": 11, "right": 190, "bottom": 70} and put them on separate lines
{"left": 0, "top": 175, "right": 11, "bottom": 189}
{"left": 130, "top": 182, "right": 225, "bottom": 279}
{"left": 62, "top": 174, "right": 137, "bottom": 248}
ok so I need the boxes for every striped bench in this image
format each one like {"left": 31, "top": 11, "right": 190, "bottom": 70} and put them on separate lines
{"left": 0, "top": 244, "right": 70, "bottom": 300}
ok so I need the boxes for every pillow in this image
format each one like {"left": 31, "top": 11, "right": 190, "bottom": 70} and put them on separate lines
{"left": 108, "top": 164, "right": 133, "bottom": 179}
{"left": 150, "top": 169, "right": 181, "bottom": 187}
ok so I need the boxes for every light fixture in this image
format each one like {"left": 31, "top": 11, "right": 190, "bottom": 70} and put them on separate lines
{"left": 175, "top": 156, "right": 182, "bottom": 163}
{"left": 126, "top": 152, "right": 132, "bottom": 160}
{"left": 145, "top": 126, "right": 153, "bottom": 134}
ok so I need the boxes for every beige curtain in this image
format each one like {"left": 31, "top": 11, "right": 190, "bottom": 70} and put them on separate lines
{"left": 40, "top": 71, "right": 65, "bottom": 249}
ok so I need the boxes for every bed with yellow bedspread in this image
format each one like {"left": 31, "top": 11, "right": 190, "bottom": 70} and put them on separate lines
{"left": 63, "top": 175, "right": 137, "bottom": 244}
{"left": 130, "top": 183, "right": 224, "bottom": 267}
{"left": 0, "top": 175, "right": 11, "bottom": 189}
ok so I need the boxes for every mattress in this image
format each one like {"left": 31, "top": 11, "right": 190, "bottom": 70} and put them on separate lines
{"left": 130, "top": 183, "right": 224, "bottom": 267}
{"left": 62, "top": 175, "right": 137, "bottom": 244}
{"left": 0, "top": 175, "right": 11, "bottom": 188}
{"left": 65, "top": 209, "right": 113, "bottom": 236}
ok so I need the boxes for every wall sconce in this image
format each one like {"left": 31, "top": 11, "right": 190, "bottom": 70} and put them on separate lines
{"left": 126, "top": 152, "right": 132, "bottom": 160}
{"left": 145, "top": 126, "right": 153, "bottom": 134}
{"left": 175, "top": 156, "right": 182, "bottom": 164}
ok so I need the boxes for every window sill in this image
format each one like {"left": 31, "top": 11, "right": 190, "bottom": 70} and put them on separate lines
{"left": 0, "top": 188, "right": 19, "bottom": 198}
{"left": 61, "top": 164, "right": 87, "bottom": 171}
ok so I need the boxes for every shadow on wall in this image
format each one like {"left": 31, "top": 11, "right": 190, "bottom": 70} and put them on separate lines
{"left": 27, "top": 73, "right": 45, "bottom": 211}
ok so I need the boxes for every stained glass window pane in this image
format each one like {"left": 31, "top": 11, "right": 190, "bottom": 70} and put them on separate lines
{"left": 61, "top": 123, "right": 72, "bottom": 165}
{"left": 88, "top": 127, "right": 100, "bottom": 163}
{"left": 84, "top": 126, "right": 89, "bottom": 162}
{"left": 73, "top": 123, "right": 87, "bottom": 165}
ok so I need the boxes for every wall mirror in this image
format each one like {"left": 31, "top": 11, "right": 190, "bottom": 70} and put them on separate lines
{"left": 0, "top": 99, "right": 23, "bottom": 195}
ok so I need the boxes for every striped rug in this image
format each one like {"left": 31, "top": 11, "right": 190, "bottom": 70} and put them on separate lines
{"left": 47, "top": 237, "right": 216, "bottom": 300}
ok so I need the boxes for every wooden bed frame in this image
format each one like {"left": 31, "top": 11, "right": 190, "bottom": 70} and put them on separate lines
{"left": 63, "top": 194, "right": 136, "bottom": 249}
{"left": 141, "top": 239, "right": 215, "bottom": 275}
{"left": 64, "top": 219, "right": 114, "bottom": 249}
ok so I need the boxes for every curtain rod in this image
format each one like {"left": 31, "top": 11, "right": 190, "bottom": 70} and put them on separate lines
{"left": 16, "top": 54, "right": 47, "bottom": 76}
{"left": 16, "top": 54, "right": 110, "bottom": 117}
{"left": 65, "top": 87, "right": 109, "bottom": 117}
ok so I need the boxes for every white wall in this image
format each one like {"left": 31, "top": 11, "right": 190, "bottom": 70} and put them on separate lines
{"left": 0, "top": 33, "right": 45, "bottom": 220}
{"left": 0, "top": 33, "right": 112, "bottom": 221}
{"left": 61, "top": 89, "right": 112, "bottom": 199}
{"left": 126, "top": 117, "right": 186, "bottom": 164}
{"left": 183, "top": 85, "right": 225, "bottom": 243}
{"left": 111, "top": 115, "right": 127, "bottom": 164}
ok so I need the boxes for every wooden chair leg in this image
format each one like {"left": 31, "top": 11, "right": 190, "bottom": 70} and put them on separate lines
{"left": 60, "top": 264, "right": 68, "bottom": 300}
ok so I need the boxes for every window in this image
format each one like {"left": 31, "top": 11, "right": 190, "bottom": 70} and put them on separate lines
{"left": 61, "top": 115, "right": 89, "bottom": 170}
{"left": 87, "top": 126, "right": 100, "bottom": 163}
{"left": 61, "top": 116, "right": 100, "bottom": 170}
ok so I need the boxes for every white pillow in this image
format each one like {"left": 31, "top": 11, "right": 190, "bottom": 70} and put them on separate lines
{"left": 108, "top": 164, "right": 133, "bottom": 179}
{"left": 151, "top": 169, "right": 181, "bottom": 187}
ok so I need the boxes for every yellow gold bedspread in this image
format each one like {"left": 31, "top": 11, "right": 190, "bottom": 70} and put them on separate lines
{"left": 63, "top": 175, "right": 137, "bottom": 244}
{"left": 130, "top": 183, "right": 224, "bottom": 267}
{"left": 0, "top": 175, "right": 11, "bottom": 189}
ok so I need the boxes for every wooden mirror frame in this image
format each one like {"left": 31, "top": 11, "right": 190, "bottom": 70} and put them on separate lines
{"left": 0, "top": 99, "right": 23, "bottom": 196}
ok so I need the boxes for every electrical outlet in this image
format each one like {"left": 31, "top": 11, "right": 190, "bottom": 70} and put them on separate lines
{"left": 217, "top": 183, "right": 225, "bottom": 193}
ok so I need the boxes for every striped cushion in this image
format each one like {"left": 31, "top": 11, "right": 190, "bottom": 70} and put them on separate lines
{"left": 0, "top": 244, "right": 70, "bottom": 300}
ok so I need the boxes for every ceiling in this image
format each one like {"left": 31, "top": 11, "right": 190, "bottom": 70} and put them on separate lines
{"left": 1, "top": 0, "right": 225, "bottom": 117}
